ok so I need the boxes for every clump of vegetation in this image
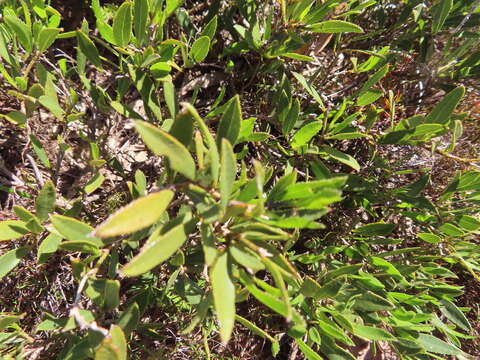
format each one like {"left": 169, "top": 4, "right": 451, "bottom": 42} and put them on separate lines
{"left": 1, "top": 0, "right": 480, "bottom": 359}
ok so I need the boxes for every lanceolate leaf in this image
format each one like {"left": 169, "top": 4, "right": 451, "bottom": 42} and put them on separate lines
{"left": 432, "top": 0, "right": 453, "bottom": 34}
{"left": 4, "top": 16, "right": 32, "bottom": 53}
{"left": 51, "top": 215, "right": 102, "bottom": 246}
{"left": 416, "top": 334, "right": 462, "bottom": 355}
{"left": 133, "top": 0, "right": 149, "bottom": 45}
{"left": 307, "top": 20, "right": 363, "bottom": 34}
{"left": 113, "top": 1, "right": 133, "bottom": 47}
{"left": 291, "top": 122, "right": 322, "bottom": 148}
{"left": 296, "top": 339, "right": 323, "bottom": 360}
{"left": 76, "top": 30, "right": 103, "bottom": 68}
{"left": 180, "top": 103, "right": 220, "bottom": 184}
{"left": 217, "top": 95, "right": 242, "bottom": 146}
{"left": 135, "top": 121, "right": 196, "bottom": 180}
{"left": 95, "top": 325, "right": 127, "bottom": 360}
{"left": 440, "top": 299, "right": 472, "bottom": 332}
{"left": 35, "top": 181, "right": 56, "bottom": 222}
{"left": 210, "top": 251, "right": 235, "bottom": 343}
{"left": 220, "top": 139, "right": 236, "bottom": 210}
{"left": 121, "top": 222, "right": 190, "bottom": 277}
{"left": 320, "top": 146, "right": 360, "bottom": 171}
{"left": 94, "top": 190, "right": 174, "bottom": 238}
{"left": 38, "top": 27, "right": 61, "bottom": 52}
{"left": 0, "top": 247, "right": 30, "bottom": 280}
{"left": 353, "top": 324, "right": 396, "bottom": 341}
{"left": 0, "top": 221, "right": 29, "bottom": 241}
{"left": 425, "top": 86, "right": 465, "bottom": 124}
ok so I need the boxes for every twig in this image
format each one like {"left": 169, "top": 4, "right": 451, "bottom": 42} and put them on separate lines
{"left": 26, "top": 154, "right": 45, "bottom": 187}
{"left": 426, "top": 145, "right": 480, "bottom": 166}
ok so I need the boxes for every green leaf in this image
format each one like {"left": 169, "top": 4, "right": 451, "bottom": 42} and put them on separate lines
{"left": 439, "top": 223, "right": 464, "bottom": 236}
{"left": 135, "top": 121, "right": 196, "bottom": 180}
{"left": 292, "top": 72, "right": 325, "bottom": 110}
{"left": 95, "top": 190, "right": 174, "bottom": 237}
{"left": 4, "top": 15, "right": 32, "bottom": 53}
{"left": 356, "top": 89, "right": 383, "bottom": 106}
{"left": 1, "top": 111, "right": 27, "bottom": 125}
{"left": 13, "top": 206, "right": 43, "bottom": 233}
{"left": 220, "top": 139, "right": 236, "bottom": 210}
{"left": 356, "top": 64, "right": 389, "bottom": 96}
{"left": 296, "top": 339, "right": 322, "bottom": 360}
{"left": 180, "top": 103, "right": 219, "bottom": 184}
{"left": 307, "top": 20, "right": 363, "bottom": 33}
{"left": 0, "top": 314, "right": 23, "bottom": 331}
{"left": 95, "top": 325, "right": 127, "bottom": 360}
{"left": 283, "top": 98, "right": 300, "bottom": 135}
{"left": 317, "top": 320, "right": 354, "bottom": 346}
{"left": 113, "top": 1, "right": 133, "bottom": 47}
{"left": 59, "top": 241, "right": 100, "bottom": 254}
{"left": 200, "top": 15, "right": 218, "bottom": 40}
{"left": 35, "top": 181, "right": 56, "bottom": 222}
{"left": 353, "top": 291, "right": 395, "bottom": 312}
{"left": 0, "top": 221, "right": 29, "bottom": 241}
{"left": 30, "top": 135, "right": 51, "bottom": 168}
{"left": 425, "top": 86, "right": 465, "bottom": 124}
{"left": 38, "top": 94, "right": 64, "bottom": 121}
{"left": 217, "top": 95, "right": 242, "bottom": 147}
{"left": 458, "top": 215, "right": 480, "bottom": 231}
{"left": 291, "top": 122, "right": 322, "bottom": 148}
{"left": 440, "top": 299, "right": 471, "bottom": 331}
{"left": 281, "top": 52, "right": 314, "bottom": 61}
{"left": 170, "top": 101, "right": 194, "bottom": 147}
{"left": 432, "top": 0, "right": 453, "bottom": 34}
{"left": 121, "top": 222, "right": 189, "bottom": 277}
{"left": 0, "top": 247, "right": 30, "bottom": 280}
{"left": 229, "top": 245, "right": 265, "bottom": 272}
{"left": 104, "top": 280, "right": 121, "bottom": 311}
{"left": 163, "top": 81, "right": 177, "bottom": 118}
{"left": 354, "top": 222, "right": 395, "bottom": 236}
{"left": 85, "top": 172, "right": 105, "bottom": 194}
{"left": 417, "top": 232, "right": 441, "bottom": 244}
{"left": 117, "top": 303, "right": 140, "bottom": 335}
{"left": 51, "top": 215, "right": 102, "bottom": 246}
{"left": 416, "top": 334, "right": 462, "bottom": 355}
{"left": 38, "top": 27, "right": 61, "bottom": 52}
{"left": 320, "top": 146, "right": 360, "bottom": 171}
{"left": 190, "top": 36, "right": 210, "bottom": 63}
{"left": 76, "top": 30, "right": 103, "bottom": 68}
{"left": 37, "top": 233, "right": 62, "bottom": 264}
{"left": 210, "top": 251, "right": 235, "bottom": 343}
{"left": 133, "top": 0, "right": 149, "bottom": 45}
{"left": 235, "top": 315, "right": 276, "bottom": 342}
{"left": 353, "top": 324, "right": 396, "bottom": 341}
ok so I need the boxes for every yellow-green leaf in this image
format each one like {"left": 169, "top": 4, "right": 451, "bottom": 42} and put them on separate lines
{"left": 4, "top": 16, "right": 32, "bottom": 53}
{"left": 35, "top": 181, "right": 56, "bottom": 222}
{"left": 38, "top": 27, "right": 61, "bottom": 52}
{"left": 0, "top": 247, "right": 30, "bottom": 279}
{"left": 0, "top": 220, "right": 29, "bottom": 241}
{"left": 113, "top": 2, "right": 133, "bottom": 47}
{"left": 121, "top": 222, "right": 189, "bottom": 277}
{"left": 95, "top": 325, "right": 127, "bottom": 360}
{"left": 95, "top": 190, "right": 174, "bottom": 238}
{"left": 307, "top": 20, "right": 363, "bottom": 34}
{"left": 190, "top": 36, "right": 210, "bottom": 63}
{"left": 220, "top": 139, "right": 236, "bottom": 210}
{"left": 76, "top": 30, "right": 103, "bottom": 68}
{"left": 135, "top": 121, "right": 196, "bottom": 180}
{"left": 210, "top": 251, "right": 235, "bottom": 343}
{"left": 51, "top": 215, "right": 102, "bottom": 246}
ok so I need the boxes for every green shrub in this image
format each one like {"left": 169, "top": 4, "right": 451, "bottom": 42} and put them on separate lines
{"left": 0, "top": 0, "right": 479, "bottom": 359}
